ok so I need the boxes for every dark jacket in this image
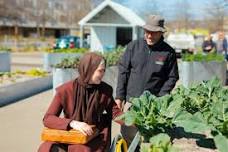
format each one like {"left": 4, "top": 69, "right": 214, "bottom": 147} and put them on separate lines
{"left": 116, "top": 38, "right": 179, "bottom": 101}
{"left": 217, "top": 38, "right": 228, "bottom": 52}
{"left": 202, "top": 40, "right": 216, "bottom": 53}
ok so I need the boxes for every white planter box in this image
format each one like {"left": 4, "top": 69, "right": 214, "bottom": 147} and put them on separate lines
{"left": 43, "top": 53, "right": 82, "bottom": 72}
{"left": 52, "top": 68, "right": 79, "bottom": 93}
{"left": 180, "top": 61, "right": 226, "bottom": 87}
{"left": 0, "top": 75, "right": 52, "bottom": 107}
{"left": 52, "top": 66, "right": 119, "bottom": 96}
{"left": 102, "top": 66, "right": 118, "bottom": 96}
{"left": 0, "top": 52, "right": 11, "bottom": 72}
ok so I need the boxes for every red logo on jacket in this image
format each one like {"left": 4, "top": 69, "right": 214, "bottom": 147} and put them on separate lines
{"left": 155, "top": 56, "right": 166, "bottom": 65}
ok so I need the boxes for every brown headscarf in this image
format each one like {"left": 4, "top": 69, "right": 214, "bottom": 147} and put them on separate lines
{"left": 73, "top": 52, "right": 105, "bottom": 125}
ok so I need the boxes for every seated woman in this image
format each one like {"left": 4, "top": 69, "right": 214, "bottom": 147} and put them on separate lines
{"left": 38, "top": 52, "right": 123, "bottom": 152}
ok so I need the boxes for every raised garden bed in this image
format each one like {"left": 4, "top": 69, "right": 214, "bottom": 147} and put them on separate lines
{"left": 43, "top": 48, "right": 88, "bottom": 72}
{"left": 53, "top": 68, "right": 78, "bottom": 93}
{"left": 120, "top": 78, "right": 227, "bottom": 152}
{"left": 43, "top": 53, "right": 82, "bottom": 72}
{"left": 180, "top": 61, "right": 226, "bottom": 87}
{"left": 0, "top": 51, "right": 11, "bottom": 72}
{"left": 52, "top": 66, "right": 118, "bottom": 95}
{"left": 52, "top": 50, "right": 123, "bottom": 95}
{"left": 180, "top": 53, "right": 226, "bottom": 87}
{"left": 0, "top": 69, "right": 52, "bottom": 107}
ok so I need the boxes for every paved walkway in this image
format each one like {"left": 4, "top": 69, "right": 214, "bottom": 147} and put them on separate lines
{"left": 0, "top": 89, "right": 120, "bottom": 152}
{"left": 0, "top": 90, "right": 52, "bottom": 152}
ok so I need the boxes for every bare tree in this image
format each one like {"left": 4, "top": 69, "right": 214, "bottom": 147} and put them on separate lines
{"left": 0, "top": 0, "right": 27, "bottom": 49}
{"left": 0, "top": 0, "right": 24, "bottom": 28}
{"left": 204, "top": 0, "right": 227, "bottom": 32}
{"left": 66, "top": 0, "right": 92, "bottom": 27}
{"left": 0, "top": 0, "right": 93, "bottom": 39}
{"left": 174, "top": 0, "right": 192, "bottom": 31}
{"left": 35, "top": 0, "right": 54, "bottom": 38}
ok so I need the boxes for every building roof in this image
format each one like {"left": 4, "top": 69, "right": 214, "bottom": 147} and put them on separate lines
{"left": 78, "top": 0, "right": 145, "bottom": 26}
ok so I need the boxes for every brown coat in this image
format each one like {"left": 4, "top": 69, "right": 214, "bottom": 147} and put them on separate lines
{"left": 38, "top": 80, "right": 123, "bottom": 152}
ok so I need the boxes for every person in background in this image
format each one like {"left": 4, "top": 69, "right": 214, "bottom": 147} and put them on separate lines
{"left": 202, "top": 34, "right": 216, "bottom": 53}
{"left": 38, "top": 52, "right": 123, "bottom": 152}
{"left": 216, "top": 31, "right": 228, "bottom": 60}
{"left": 115, "top": 15, "right": 179, "bottom": 147}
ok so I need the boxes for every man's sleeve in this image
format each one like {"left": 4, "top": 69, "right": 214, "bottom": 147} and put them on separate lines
{"left": 158, "top": 52, "right": 179, "bottom": 96}
{"left": 224, "top": 39, "right": 228, "bottom": 51}
{"left": 115, "top": 43, "right": 132, "bottom": 101}
{"left": 213, "top": 42, "right": 217, "bottom": 52}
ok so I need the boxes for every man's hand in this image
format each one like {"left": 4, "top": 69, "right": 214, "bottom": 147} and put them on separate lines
{"left": 115, "top": 99, "right": 124, "bottom": 110}
{"left": 205, "top": 46, "right": 212, "bottom": 50}
{"left": 69, "top": 120, "right": 93, "bottom": 136}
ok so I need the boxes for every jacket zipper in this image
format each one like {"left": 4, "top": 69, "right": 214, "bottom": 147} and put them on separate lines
{"left": 142, "top": 44, "right": 152, "bottom": 90}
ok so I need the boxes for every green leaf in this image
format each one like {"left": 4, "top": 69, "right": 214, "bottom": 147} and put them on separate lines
{"left": 173, "top": 111, "right": 211, "bottom": 133}
{"left": 150, "top": 133, "right": 171, "bottom": 146}
{"left": 164, "top": 97, "right": 184, "bottom": 118}
{"left": 214, "top": 134, "right": 228, "bottom": 152}
{"left": 149, "top": 133, "right": 179, "bottom": 152}
{"left": 140, "top": 143, "right": 151, "bottom": 152}
{"left": 123, "top": 111, "right": 137, "bottom": 126}
{"left": 131, "top": 97, "right": 141, "bottom": 111}
{"left": 172, "top": 110, "right": 192, "bottom": 123}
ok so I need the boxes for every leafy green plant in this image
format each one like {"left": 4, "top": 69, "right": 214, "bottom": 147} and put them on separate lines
{"left": 53, "top": 57, "right": 80, "bottom": 69}
{"left": 102, "top": 48, "right": 124, "bottom": 66}
{"left": 45, "top": 48, "right": 88, "bottom": 53}
{"left": 182, "top": 53, "right": 224, "bottom": 62}
{"left": 25, "top": 68, "right": 48, "bottom": 77}
{"left": 119, "top": 91, "right": 178, "bottom": 142}
{"left": 0, "top": 72, "right": 16, "bottom": 84}
{"left": 0, "top": 69, "right": 48, "bottom": 84}
{"left": 140, "top": 133, "right": 178, "bottom": 152}
{"left": 0, "top": 47, "right": 11, "bottom": 52}
{"left": 120, "top": 78, "right": 228, "bottom": 152}
{"left": 170, "top": 77, "right": 228, "bottom": 152}
{"left": 173, "top": 78, "right": 228, "bottom": 135}
{"left": 53, "top": 46, "right": 125, "bottom": 68}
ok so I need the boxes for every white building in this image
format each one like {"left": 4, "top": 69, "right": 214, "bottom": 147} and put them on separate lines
{"left": 78, "top": 0, "right": 145, "bottom": 52}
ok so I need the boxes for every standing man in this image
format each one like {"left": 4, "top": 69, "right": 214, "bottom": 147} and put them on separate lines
{"left": 115, "top": 15, "right": 179, "bottom": 146}
{"left": 216, "top": 31, "right": 228, "bottom": 60}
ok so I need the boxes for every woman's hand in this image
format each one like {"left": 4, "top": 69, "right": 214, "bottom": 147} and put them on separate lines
{"left": 70, "top": 120, "right": 94, "bottom": 136}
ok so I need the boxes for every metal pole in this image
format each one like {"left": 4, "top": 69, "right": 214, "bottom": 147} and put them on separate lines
{"left": 80, "top": 25, "right": 83, "bottom": 48}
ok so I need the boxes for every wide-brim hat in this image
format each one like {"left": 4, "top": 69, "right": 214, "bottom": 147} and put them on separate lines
{"left": 142, "top": 15, "right": 166, "bottom": 32}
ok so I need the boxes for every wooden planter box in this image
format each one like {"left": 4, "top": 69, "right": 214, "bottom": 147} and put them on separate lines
{"left": 52, "top": 66, "right": 119, "bottom": 95}
{"left": 180, "top": 61, "right": 226, "bottom": 87}
{"left": 0, "top": 75, "right": 52, "bottom": 107}
{"left": 0, "top": 52, "right": 11, "bottom": 72}
{"left": 43, "top": 53, "right": 82, "bottom": 72}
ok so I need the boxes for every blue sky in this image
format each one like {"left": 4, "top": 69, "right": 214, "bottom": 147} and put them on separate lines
{"left": 158, "top": 0, "right": 210, "bottom": 19}
{"left": 114, "top": 0, "right": 228, "bottom": 20}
